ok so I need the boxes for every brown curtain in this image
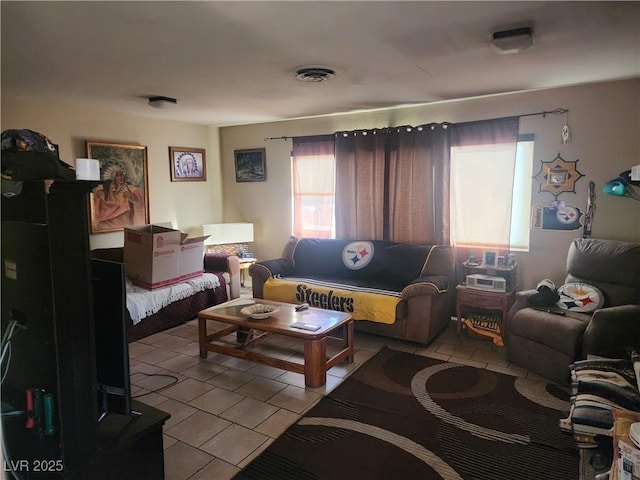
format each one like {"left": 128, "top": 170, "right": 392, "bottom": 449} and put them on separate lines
{"left": 335, "top": 125, "right": 451, "bottom": 244}
{"left": 388, "top": 124, "right": 451, "bottom": 244}
{"left": 334, "top": 130, "right": 388, "bottom": 239}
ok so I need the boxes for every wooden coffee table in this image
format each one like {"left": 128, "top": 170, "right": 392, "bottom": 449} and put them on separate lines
{"left": 198, "top": 299, "right": 354, "bottom": 387}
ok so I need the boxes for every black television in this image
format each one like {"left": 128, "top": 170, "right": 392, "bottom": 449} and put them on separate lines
{"left": 91, "top": 258, "right": 134, "bottom": 419}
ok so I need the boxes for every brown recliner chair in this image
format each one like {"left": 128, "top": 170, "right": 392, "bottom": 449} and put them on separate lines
{"left": 505, "top": 238, "right": 640, "bottom": 384}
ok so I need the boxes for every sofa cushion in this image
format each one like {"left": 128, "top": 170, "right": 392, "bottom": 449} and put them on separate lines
{"left": 288, "top": 238, "right": 431, "bottom": 291}
{"left": 557, "top": 282, "right": 605, "bottom": 312}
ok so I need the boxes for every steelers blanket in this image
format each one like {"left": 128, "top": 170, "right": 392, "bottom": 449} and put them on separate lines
{"left": 263, "top": 277, "right": 401, "bottom": 324}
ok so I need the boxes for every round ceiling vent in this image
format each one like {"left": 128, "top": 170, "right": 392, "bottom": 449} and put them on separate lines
{"left": 295, "top": 66, "right": 336, "bottom": 82}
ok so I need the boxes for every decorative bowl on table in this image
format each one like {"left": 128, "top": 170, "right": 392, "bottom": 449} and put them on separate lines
{"left": 240, "top": 304, "right": 279, "bottom": 320}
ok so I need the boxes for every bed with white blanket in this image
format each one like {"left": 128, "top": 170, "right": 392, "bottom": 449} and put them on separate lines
{"left": 91, "top": 248, "right": 240, "bottom": 341}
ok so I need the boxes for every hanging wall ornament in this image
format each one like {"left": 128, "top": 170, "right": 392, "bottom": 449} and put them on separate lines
{"left": 561, "top": 111, "right": 571, "bottom": 145}
{"left": 534, "top": 154, "right": 584, "bottom": 197}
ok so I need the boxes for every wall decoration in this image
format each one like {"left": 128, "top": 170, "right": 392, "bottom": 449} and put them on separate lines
{"left": 169, "top": 147, "right": 206, "bottom": 182}
{"left": 86, "top": 141, "right": 150, "bottom": 234}
{"left": 234, "top": 148, "right": 266, "bottom": 182}
{"left": 531, "top": 203, "right": 583, "bottom": 231}
{"left": 534, "top": 154, "right": 583, "bottom": 197}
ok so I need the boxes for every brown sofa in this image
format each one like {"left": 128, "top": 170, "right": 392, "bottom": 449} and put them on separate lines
{"left": 249, "top": 236, "right": 455, "bottom": 345}
{"left": 505, "top": 238, "right": 640, "bottom": 384}
{"left": 91, "top": 248, "right": 240, "bottom": 341}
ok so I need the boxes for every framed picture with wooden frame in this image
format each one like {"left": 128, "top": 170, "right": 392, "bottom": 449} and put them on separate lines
{"left": 482, "top": 250, "right": 499, "bottom": 268}
{"left": 86, "top": 140, "right": 150, "bottom": 234}
{"left": 234, "top": 148, "right": 266, "bottom": 182}
{"left": 169, "top": 146, "right": 207, "bottom": 182}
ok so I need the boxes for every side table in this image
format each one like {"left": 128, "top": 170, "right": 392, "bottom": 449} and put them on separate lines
{"left": 239, "top": 257, "right": 257, "bottom": 287}
{"left": 456, "top": 285, "right": 515, "bottom": 345}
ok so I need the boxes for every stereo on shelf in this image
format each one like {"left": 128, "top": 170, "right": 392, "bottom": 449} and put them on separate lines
{"left": 465, "top": 274, "right": 507, "bottom": 292}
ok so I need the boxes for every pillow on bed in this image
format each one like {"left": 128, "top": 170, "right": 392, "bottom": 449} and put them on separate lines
{"left": 556, "top": 282, "right": 604, "bottom": 312}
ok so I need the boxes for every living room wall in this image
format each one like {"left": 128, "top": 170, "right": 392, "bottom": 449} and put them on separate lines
{"left": 1, "top": 96, "right": 224, "bottom": 250}
{"left": 219, "top": 79, "right": 640, "bottom": 290}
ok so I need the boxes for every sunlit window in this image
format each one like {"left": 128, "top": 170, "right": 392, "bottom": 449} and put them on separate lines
{"left": 450, "top": 135, "right": 534, "bottom": 251}
{"left": 291, "top": 153, "right": 335, "bottom": 238}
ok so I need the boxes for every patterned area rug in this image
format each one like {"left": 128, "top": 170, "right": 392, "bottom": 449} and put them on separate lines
{"left": 234, "top": 347, "right": 579, "bottom": 480}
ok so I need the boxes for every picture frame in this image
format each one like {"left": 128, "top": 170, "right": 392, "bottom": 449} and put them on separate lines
{"left": 169, "top": 146, "right": 206, "bottom": 182}
{"left": 86, "top": 141, "right": 150, "bottom": 234}
{"left": 482, "top": 250, "right": 499, "bottom": 268}
{"left": 234, "top": 148, "right": 266, "bottom": 182}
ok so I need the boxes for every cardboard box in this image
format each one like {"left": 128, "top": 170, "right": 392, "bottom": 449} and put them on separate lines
{"left": 179, "top": 233, "right": 210, "bottom": 280}
{"left": 124, "top": 225, "right": 208, "bottom": 290}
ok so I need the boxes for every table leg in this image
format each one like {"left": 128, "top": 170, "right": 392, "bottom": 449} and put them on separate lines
{"left": 346, "top": 320, "right": 354, "bottom": 363}
{"left": 198, "top": 317, "right": 207, "bottom": 358}
{"left": 304, "top": 338, "right": 327, "bottom": 387}
{"left": 456, "top": 302, "right": 463, "bottom": 336}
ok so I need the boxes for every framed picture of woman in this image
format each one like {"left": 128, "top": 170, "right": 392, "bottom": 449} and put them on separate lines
{"left": 86, "top": 141, "right": 150, "bottom": 234}
{"left": 169, "top": 147, "right": 207, "bottom": 182}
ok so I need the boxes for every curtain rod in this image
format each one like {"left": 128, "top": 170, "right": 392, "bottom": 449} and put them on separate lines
{"left": 263, "top": 108, "right": 569, "bottom": 141}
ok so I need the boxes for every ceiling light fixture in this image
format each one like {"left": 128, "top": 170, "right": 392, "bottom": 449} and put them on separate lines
{"left": 491, "top": 27, "right": 533, "bottom": 54}
{"left": 148, "top": 95, "right": 178, "bottom": 108}
{"left": 295, "top": 66, "right": 336, "bottom": 83}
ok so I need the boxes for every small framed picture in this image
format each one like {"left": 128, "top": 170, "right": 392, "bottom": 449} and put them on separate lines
{"left": 482, "top": 250, "right": 499, "bottom": 268}
{"left": 234, "top": 148, "right": 266, "bottom": 182}
{"left": 169, "top": 147, "right": 206, "bottom": 182}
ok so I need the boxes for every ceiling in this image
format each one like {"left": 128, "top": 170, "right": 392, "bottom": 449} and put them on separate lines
{"left": 2, "top": 1, "right": 639, "bottom": 127}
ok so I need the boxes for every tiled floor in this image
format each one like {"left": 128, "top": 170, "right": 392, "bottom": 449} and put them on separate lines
{"left": 129, "top": 293, "right": 549, "bottom": 480}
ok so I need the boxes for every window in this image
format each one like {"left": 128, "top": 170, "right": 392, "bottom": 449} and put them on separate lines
{"left": 291, "top": 136, "right": 336, "bottom": 238}
{"left": 450, "top": 135, "right": 534, "bottom": 251}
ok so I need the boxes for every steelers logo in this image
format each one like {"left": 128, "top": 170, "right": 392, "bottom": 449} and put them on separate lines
{"left": 342, "top": 241, "right": 374, "bottom": 270}
{"left": 556, "top": 206, "right": 579, "bottom": 224}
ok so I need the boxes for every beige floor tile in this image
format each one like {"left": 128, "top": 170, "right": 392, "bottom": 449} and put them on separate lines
{"left": 486, "top": 363, "right": 528, "bottom": 378}
{"left": 135, "top": 347, "right": 180, "bottom": 365}
{"left": 353, "top": 348, "right": 378, "bottom": 364}
{"left": 154, "top": 334, "right": 194, "bottom": 351}
{"left": 219, "top": 397, "right": 279, "bottom": 429}
{"left": 199, "top": 424, "right": 269, "bottom": 465}
{"left": 162, "top": 378, "right": 215, "bottom": 403}
{"left": 237, "top": 437, "right": 274, "bottom": 469}
{"left": 164, "top": 441, "right": 213, "bottom": 480}
{"left": 134, "top": 390, "right": 169, "bottom": 407}
{"left": 166, "top": 323, "right": 200, "bottom": 340}
{"left": 245, "top": 363, "right": 289, "bottom": 379}
{"left": 173, "top": 341, "right": 202, "bottom": 357}
{"left": 188, "top": 458, "right": 240, "bottom": 480}
{"left": 206, "top": 369, "right": 257, "bottom": 391}
{"left": 129, "top": 360, "right": 162, "bottom": 375}
{"left": 163, "top": 434, "right": 178, "bottom": 450}
{"left": 253, "top": 408, "right": 300, "bottom": 438}
{"left": 327, "top": 361, "right": 359, "bottom": 378}
{"left": 220, "top": 356, "right": 264, "bottom": 371}
{"left": 267, "top": 385, "right": 321, "bottom": 413}
{"left": 128, "top": 342, "right": 157, "bottom": 357}
{"left": 416, "top": 351, "right": 451, "bottom": 362}
{"left": 435, "top": 342, "right": 477, "bottom": 358}
{"left": 156, "top": 398, "right": 199, "bottom": 429}
{"left": 471, "top": 348, "right": 509, "bottom": 366}
{"left": 181, "top": 362, "right": 228, "bottom": 381}
{"left": 134, "top": 371, "right": 183, "bottom": 392}
{"left": 156, "top": 353, "right": 202, "bottom": 373}
{"left": 189, "top": 386, "right": 245, "bottom": 415}
{"left": 138, "top": 332, "right": 176, "bottom": 346}
{"left": 166, "top": 410, "right": 231, "bottom": 447}
{"left": 234, "top": 376, "right": 287, "bottom": 401}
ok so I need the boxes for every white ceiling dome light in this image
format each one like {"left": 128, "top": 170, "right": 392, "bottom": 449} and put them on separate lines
{"left": 491, "top": 27, "right": 533, "bottom": 54}
{"left": 295, "top": 66, "right": 336, "bottom": 82}
{"left": 148, "top": 95, "right": 178, "bottom": 108}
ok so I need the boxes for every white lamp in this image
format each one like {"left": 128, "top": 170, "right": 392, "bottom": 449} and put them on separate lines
{"left": 202, "top": 223, "right": 254, "bottom": 255}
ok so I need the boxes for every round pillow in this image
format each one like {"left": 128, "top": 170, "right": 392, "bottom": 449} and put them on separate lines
{"left": 556, "top": 282, "right": 604, "bottom": 312}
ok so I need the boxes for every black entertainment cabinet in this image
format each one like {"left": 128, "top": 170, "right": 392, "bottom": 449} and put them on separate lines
{"left": 1, "top": 180, "right": 169, "bottom": 479}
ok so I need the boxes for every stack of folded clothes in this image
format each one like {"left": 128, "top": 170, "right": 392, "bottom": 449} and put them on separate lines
{"left": 559, "top": 353, "right": 640, "bottom": 449}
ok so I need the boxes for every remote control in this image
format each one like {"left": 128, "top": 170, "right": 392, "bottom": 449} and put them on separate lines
{"left": 291, "top": 321, "right": 321, "bottom": 331}
{"left": 295, "top": 303, "right": 309, "bottom": 311}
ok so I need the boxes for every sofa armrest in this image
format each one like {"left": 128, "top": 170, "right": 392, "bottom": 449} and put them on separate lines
{"left": 249, "top": 258, "right": 295, "bottom": 298}
{"left": 401, "top": 275, "right": 449, "bottom": 299}
{"left": 582, "top": 304, "right": 640, "bottom": 358}
{"left": 204, "top": 253, "right": 241, "bottom": 299}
